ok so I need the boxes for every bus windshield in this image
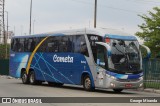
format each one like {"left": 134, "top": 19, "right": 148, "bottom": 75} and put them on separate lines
{"left": 108, "top": 39, "right": 142, "bottom": 74}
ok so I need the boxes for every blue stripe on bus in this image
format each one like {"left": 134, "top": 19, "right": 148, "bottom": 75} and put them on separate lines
{"left": 12, "top": 33, "right": 65, "bottom": 38}
{"left": 105, "top": 34, "right": 137, "bottom": 41}
{"left": 106, "top": 71, "right": 142, "bottom": 79}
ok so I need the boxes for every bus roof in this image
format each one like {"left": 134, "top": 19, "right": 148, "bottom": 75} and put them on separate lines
{"left": 12, "top": 28, "right": 137, "bottom": 40}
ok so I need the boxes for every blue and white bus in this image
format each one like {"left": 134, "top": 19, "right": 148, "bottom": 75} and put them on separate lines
{"left": 9, "top": 28, "right": 150, "bottom": 92}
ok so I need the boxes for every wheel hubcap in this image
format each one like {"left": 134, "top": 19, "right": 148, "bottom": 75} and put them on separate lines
{"left": 85, "top": 77, "right": 91, "bottom": 89}
{"left": 30, "top": 73, "right": 34, "bottom": 83}
{"left": 22, "top": 73, "right": 27, "bottom": 83}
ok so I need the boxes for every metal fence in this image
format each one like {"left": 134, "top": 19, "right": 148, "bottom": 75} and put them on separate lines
{"left": 143, "top": 59, "right": 160, "bottom": 89}
{"left": 0, "top": 59, "right": 9, "bottom": 75}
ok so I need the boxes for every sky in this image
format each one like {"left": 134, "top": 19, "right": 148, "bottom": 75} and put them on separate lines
{"left": 5, "top": 0, "right": 160, "bottom": 36}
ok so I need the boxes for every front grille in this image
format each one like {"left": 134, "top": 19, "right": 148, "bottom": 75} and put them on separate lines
{"left": 116, "top": 79, "right": 140, "bottom": 82}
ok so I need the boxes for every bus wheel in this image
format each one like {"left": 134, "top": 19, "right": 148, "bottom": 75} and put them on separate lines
{"left": 113, "top": 89, "right": 123, "bottom": 93}
{"left": 29, "top": 71, "right": 42, "bottom": 85}
{"left": 83, "top": 75, "right": 94, "bottom": 91}
{"left": 21, "top": 71, "right": 29, "bottom": 84}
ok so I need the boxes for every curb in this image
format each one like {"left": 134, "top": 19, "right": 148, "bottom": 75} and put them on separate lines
{"left": 132, "top": 88, "right": 160, "bottom": 94}
{"left": 0, "top": 75, "right": 14, "bottom": 79}
{"left": 143, "top": 88, "right": 160, "bottom": 94}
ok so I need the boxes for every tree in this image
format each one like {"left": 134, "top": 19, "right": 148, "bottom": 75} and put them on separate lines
{"left": 136, "top": 7, "right": 160, "bottom": 57}
{"left": 0, "top": 44, "right": 10, "bottom": 59}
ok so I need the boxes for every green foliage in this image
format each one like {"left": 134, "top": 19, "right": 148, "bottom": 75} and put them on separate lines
{"left": 140, "top": 45, "right": 148, "bottom": 58}
{"left": 0, "top": 44, "right": 10, "bottom": 59}
{"left": 136, "top": 7, "right": 160, "bottom": 57}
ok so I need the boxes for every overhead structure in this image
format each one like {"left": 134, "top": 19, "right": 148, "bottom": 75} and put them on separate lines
{"left": 0, "top": 0, "right": 5, "bottom": 44}
{"left": 94, "top": 0, "right": 97, "bottom": 28}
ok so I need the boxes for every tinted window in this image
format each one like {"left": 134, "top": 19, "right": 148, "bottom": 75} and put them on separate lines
{"left": 24, "top": 37, "right": 42, "bottom": 52}
{"left": 46, "top": 35, "right": 88, "bottom": 56}
{"left": 19, "top": 38, "right": 24, "bottom": 52}
{"left": 73, "top": 35, "right": 89, "bottom": 56}
{"left": 59, "top": 36, "right": 68, "bottom": 52}
{"left": 11, "top": 37, "right": 43, "bottom": 52}
{"left": 11, "top": 35, "right": 89, "bottom": 56}
{"left": 67, "top": 36, "right": 73, "bottom": 52}
{"left": 15, "top": 38, "right": 21, "bottom": 52}
{"left": 27, "top": 38, "right": 36, "bottom": 52}
{"left": 87, "top": 34, "right": 103, "bottom": 62}
{"left": 47, "top": 36, "right": 59, "bottom": 52}
{"left": 37, "top": 37, "right": 46, "bottom": 52}
{"left": 24, "top": 38, "right": 29, "bottom": 52}
{"left": 11, "top": 39, "right": 15, "bottom": 51}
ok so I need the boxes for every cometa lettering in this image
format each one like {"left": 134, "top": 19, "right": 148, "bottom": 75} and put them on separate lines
{"left": 53, "top": 54, "right": 74, "bottom": 63}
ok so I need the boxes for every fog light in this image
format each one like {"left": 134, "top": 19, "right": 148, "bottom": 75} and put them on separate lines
{"left": 139, "top": 77, "right": 143, "bottom": 80}
{"left": 110, "top": 83, "right": 115, "bottom": 87}
{"left": 139, "top": 83, "right": 143, "bottom": 87}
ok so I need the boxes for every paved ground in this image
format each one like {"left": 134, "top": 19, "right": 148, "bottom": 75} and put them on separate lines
{"left": 0, "top": 76, "right": 160, "bottom": 106}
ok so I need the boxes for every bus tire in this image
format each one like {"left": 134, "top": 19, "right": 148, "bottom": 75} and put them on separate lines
{"left": 83, "top": 75, "right": 94, "bottom": 91}
{"left": 21, "top": 71, "right": 29, "bottom": 84}
{"left": 29, "top": 71, "right": 42, "bottom": 85}
{"left": 113, "top": 89, "right": 123, "bottom": 93}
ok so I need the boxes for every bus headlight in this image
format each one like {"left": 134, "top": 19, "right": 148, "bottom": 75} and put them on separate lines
{"left": 110, "top": 76, "right": 116, "bottom": 80}
{"left": 110, "top": 83, "right": 116, "bottom": 87}
{"left": 106, "top": 74, "right": 117, "bottom": 80}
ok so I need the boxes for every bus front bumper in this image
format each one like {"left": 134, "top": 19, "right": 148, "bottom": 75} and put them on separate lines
{"left": 106, "top": 77, "right": 143, "bottom": 89}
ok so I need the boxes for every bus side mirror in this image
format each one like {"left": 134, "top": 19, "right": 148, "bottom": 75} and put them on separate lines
{"left": 140, "top": 44, "right": 151, "bottom": 59}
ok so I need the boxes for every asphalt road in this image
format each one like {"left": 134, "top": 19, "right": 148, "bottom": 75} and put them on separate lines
{"left": 0, "top": 76, "right": 160, "bottom": 106}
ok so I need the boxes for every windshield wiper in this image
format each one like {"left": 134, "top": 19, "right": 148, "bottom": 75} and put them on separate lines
{"left": 114, "top": 45, "right": 128, "bottom": 64}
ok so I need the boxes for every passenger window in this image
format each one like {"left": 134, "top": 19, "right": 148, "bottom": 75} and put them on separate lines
{"left": 37, "top": 37, "right": 47, "bottom": 52}
{"left": 47, "top": 36, "right": 59, "bottom": 52}
{"left": 24, "top": 38, "right": 29, "bottom": 52}
{"left": 11, "top": 39, "right": 15, "bottom": 51}
{"left": 27, "top": 38, "right": 36, "bottom": 52}
{"left": 19, "top": 38, "right": 24, "bottom": 52}
{"left": 67, "top": 36, "right": 73, "bottom": 52}
{"left": 73, "top": 35, "right": 89, "bottom": 56}
{"left": 59, "top": 36, "right": 68, "bottom": 52}
{"left": 15, "top": 38, "right": 21, "bottom": 52}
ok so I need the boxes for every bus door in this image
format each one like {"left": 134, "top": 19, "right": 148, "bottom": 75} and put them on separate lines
{"left": 93, "top": 42, "right": 108, "bottom": 87}
{"left": 94, "top": 42, "right": 111, "bottom": 87}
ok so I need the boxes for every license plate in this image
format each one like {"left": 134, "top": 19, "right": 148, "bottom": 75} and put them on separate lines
{"left": 125, "top": 84, "right": 132, "bottom": 88}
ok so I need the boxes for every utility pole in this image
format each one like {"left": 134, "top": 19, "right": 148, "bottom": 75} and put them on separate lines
{"left": 5, "top": 11, "right": 8, "bottom": 59}
{"left": 29, "top": 0, "right": 32, "bottom": 35}
{"left": 0, "top": 0, "right": 7, "bottom": 59}
{"left": 3, "top": 0, "right": 5, "bottom": 44}
{"left": 94, "top": 0, "right": 97, "bottom": 28}
{"left": 5, "top": 11, "right": 8, "bottom": 40}
{"left": 0, "top": 0, "right": 3, "bottom": 44}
